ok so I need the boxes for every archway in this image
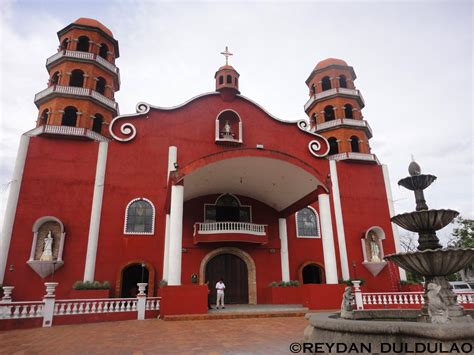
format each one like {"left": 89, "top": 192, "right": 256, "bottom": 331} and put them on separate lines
{"left": 200, "top": 247, "right": 257, "bottom": 304}
{"left": 115, "top": 260, "right": 155, "bottom": 297}
{"left": 298, "top": 261, "right": 325, "bottom": 284}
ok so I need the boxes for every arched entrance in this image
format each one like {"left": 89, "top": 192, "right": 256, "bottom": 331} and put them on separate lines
{"left": 200, "top": 247, "right": 257, "bottom": 304}
{"left": 299, "top": 261, "right": 325, "bottom": 284}
{"left": 115, "top": 261, "right": 155, "bottom": 297}
{"left": 206, "top": 253, "right": 248, "bottom": 304}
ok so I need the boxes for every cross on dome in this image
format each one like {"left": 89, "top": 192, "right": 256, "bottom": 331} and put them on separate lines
{"left": 220, "top": 46, "right": 233, "bottom": 65}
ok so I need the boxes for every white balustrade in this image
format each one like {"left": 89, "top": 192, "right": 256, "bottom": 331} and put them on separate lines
{"left": 327, "top": 152, "right": 377, "bottom": 163}
{"left": 91, "top": 90, "right": 118, "bottom": 109}
{"left": 457, "top": 293, "right": 474, "bottom": 305}
{"left": 54, "top": 298, "right": 137, "bottom": 316}
{"left": 35, "top": 85, "right": 117, "bottom": 110}
{"left": 145, "top": 297, "right": 161, "bottom": 311}
{"left": 0, "top": 301, "right": 44, "bottom": 319}
{"left": 46, "top": 50, "right": 119, "bottom": 74}
{"left": 194, "top": 222, "right": 267, "bottom": 236}
{"left": 304, "top": 87, "right": 364, "bottom": 111}
{"left": 357, "top": 292, "right": 426, "bottom": 309}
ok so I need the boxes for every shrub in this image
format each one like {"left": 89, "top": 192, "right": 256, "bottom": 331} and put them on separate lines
{"left": 268, "top": 280, "right": 300, "bottom": 287}
{"left": 159, "top": 279, "right": 168, "bottom": 287}
{"left": 72, "top": 280, "right": 110, "bottom": 290}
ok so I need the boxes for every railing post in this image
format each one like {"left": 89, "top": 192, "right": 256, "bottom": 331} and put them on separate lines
{"left": 136, "top": 282, "right": 147, "bottom": 320}
{"left": 42, "top": 282, "right": 58, "bottom": 327}
{"left": 1, "top": 286, "right": 14, "bottom": 303}
{"left": 351, "top": 280, "right": 364, "bottom": 310}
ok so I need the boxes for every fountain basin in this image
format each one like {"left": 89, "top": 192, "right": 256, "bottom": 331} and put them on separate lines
{"left": 384, "top": 248, "right": 474, "bottom": 276}
{"left": 398, "top": 174, "right": 437, "bottom": 191}
{"left": 304, "top": 312, "right": 474, "bottom": 354}
{"left": 391, "top": 209, "right": 459, "bottom": 232}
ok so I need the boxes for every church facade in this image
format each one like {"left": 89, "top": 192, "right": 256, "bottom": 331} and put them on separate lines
{"left": 0, "top": 18, "right": 405, "bottom": 304}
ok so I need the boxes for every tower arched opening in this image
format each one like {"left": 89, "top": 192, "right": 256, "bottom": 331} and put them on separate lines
{"left": 50, "top": 71, "right": 60, "bottom": 86}
{"left": 99, "top": 43, "right": 109, "bottom": 59}
{"left": 62, "top": 106, "right": 78, "bottom": 127}
{"left": 339, "top": 75, "right": 347, "bottom": 88}
{"left": 328, "top": 137, "right": 339, "bottom": 155}
{"left": 321, "top": 76, "right": 331, "bottom": 91}
{"left": 38, "top": 109, "right": 49, "bottom": 125}
{"left": 69, "top": 69, "right": 84, "bottom": 87}
{"left": 96, "top": 77, "right": 106, "bottom": 94}
{"left": 219, "top": 76, "right": 224, "bottom": 84}
{"left": 226, "top": 75, "right": 232, "bottom": 84}
{"left": 344, "top": 104, "right": 353, "bottom": 119}
{"left": 77, "top": 36, "right": 90, "bottom": 52}
{"left": 324, "top": 105, "right": 335, "bottom": 121}
{"left": 60, "top": 38, "right": 68, "bottom": 51}
{"left": 92, "top": 113, "right": 104, "bottom": 134}
{"left": 350, "top": 136, "right": 360, "bottom": 152}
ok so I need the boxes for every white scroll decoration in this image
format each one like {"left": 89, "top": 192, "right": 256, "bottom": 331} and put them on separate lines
{"left": 297, "top": 119, "right": 330, "bottom": 157}
{"left": 109, "top": 102, "right": 151, "bottom": 142}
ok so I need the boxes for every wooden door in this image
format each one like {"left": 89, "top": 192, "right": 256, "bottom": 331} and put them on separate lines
{"left": 206, "top": 253, "right": 248, "bottom": 304}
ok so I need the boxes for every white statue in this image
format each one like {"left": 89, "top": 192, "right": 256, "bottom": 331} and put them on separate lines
{"left": 368, "top": 232, "right": 381, "bottom": 262}
{"left": 427, "top": 282, "right": 449, "bottom": 324}
{"left": 340, "top": 286, "right": 354, "bottom": 319}
{"left": 40, "top": 230, "right": 54, "bottom": 261}
{"left": 223, "top": 121, "right": 232, "bottom": 134}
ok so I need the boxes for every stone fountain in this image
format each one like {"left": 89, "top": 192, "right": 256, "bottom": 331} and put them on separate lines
{"left": 303, "top": 161, "right": 474, "bottom": 353}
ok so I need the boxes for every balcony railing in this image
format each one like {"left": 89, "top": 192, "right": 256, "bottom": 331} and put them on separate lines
{"left": 327, "top": 152, "right": 379, "bottom": 164}
{"left": 195, "top": 222, "right": 267, "bottom": 236}
{"left": 315, "top": 118, "right": 373, "bottom": 138}
{"left": 34, "top": 85, "right": 118, "bottom": 111}
{"left": 304, "top": 87, "right": 365, "bottom": 111}
{"left": 26, "top": 124, "right": 109, "bottom": 142}
{"left": 46, "top": 50, "right": 119, "bottom": 75}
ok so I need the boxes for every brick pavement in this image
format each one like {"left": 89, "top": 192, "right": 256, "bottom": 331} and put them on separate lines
{"left": 0, "top": 316, "right": 309, "bottom": 354}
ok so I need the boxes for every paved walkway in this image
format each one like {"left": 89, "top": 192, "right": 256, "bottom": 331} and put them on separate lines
{"left": 0, "top": 316, "right": 309, "bottom": 354}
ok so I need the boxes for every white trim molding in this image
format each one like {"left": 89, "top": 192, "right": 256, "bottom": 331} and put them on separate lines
{"left": 123, "top": 197, "right": 156, "bottom": 235}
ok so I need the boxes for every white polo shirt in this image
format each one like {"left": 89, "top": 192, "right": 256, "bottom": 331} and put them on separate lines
{"left": 216, "top": 281, "right": 225, "bottom": 295}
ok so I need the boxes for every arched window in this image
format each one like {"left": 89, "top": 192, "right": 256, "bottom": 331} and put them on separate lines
{"left": 311, "top": 83, "right": 316, "bottom": 95}
{"left": 38, "top": 109, "right": 49, "bottom": 125}
{"left": 92, "top": 113, "right": 104, "bottom": 133}
{"left": 219, "top": 76, "right": 224, "bottom": 84}
{"left": 321, "top": 76, "right": 331, "bottom": 91}
{"left": 226, "top": 75, "right": 232, "bottom": 84}
{"left": 339, "top": 75, "right": 347, "bottom": 88}
{"left": 205, "top": 194, "right": 251, "bottom": 223}
{"left": 344, "top": 104, "right": 353, "bottom": 118}
{"left": 302, "top": 264, "right": 323, "bottom": 284}
{"left": 324, "top": 105, "right": 335, "bottom": 121}
{"left": 350, "top": 136, "right": 360, "bottom": 152}
{"left": 60, "top": 38, "right": 68, "bottom": 51}
{"left": 99, "top": 43, "right": 109, "bottom": 59}
{"left": 50, "top": 71, "right": 60, "bottom": 86}
{"left": 296, "top": 207, "right": 320, "bottom": 238}
{"left": 69, "top": 69, "right": 84, "bottom": 87}
{"left": 96, "top": 77, "right": 106, "bottom": 94}
{"left": 62, "top": 106, "right": 77, "bottom": 127}
{"left": 124, "top": 198, "right": 155, "bottom": 234}
{"left": 328, "top": 137, "right": 339, "bottom": 155}
{"left": 77, "top": 36, "right": 90, "bottom": 52}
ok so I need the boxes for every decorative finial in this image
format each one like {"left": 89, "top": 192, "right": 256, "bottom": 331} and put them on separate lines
{"left": 220, "top": 46, "right": 233, "bottom": 65}
{"left": 408, "top": 156, "right": 421, "bottom": 177}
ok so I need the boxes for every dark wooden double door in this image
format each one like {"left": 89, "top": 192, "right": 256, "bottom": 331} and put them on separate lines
{"left": 206, "top": 253, "right": 248, "bottom": 304}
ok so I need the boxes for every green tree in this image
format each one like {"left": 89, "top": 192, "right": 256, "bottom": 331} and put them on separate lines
{"left": 448, "top": 217, "right": 474, "bottom": 248}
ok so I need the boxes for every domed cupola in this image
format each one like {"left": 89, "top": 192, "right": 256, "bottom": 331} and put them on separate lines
{"left": 215, "top": 47, "right": 240, "bottom": 100}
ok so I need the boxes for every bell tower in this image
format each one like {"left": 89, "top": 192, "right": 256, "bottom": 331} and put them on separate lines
{"left": 34, "top": 18, "right": 120, "bottom": 137}
{"left": 215, "top": 46, "right": 240, "bottom": 101}
{"left": 305, "top": 58, "right": 374, "bottom": 160}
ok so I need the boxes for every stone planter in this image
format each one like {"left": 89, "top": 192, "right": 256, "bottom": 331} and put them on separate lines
{"left": 265, "top": 287, "right": 302, "bottom": 304}
{"left": 69, "top": 289, "right": 110, "bottom": 299}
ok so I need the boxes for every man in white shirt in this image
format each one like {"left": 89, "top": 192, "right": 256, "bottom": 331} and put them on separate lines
{"left": 215, "top": 278, "right": 226, "bottom": 309}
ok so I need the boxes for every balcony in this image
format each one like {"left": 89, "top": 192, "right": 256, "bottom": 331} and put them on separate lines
{"left": 327, "top": 152, "right": 379, "bottom": 164}
{"left": 304, "top": 87, "right": 365, "bottom": 112}
{"left": 46, "top": 50, "right": 120, "bottom": 78}
{"left": 34, "top": 85, "right": 119, "bottom": 112}
{"left": 26, "top": 124, "right": 109, "bottom": 142}
{"left": 193, "top": 222, "right": 268, "bottom": 244}
{"left": 314, "top": 118, "right": 373, "bottom": 138}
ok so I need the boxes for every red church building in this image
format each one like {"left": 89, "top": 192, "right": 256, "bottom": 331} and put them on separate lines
{"left": 0, "top": 18, "right": 405, "bottom": 306}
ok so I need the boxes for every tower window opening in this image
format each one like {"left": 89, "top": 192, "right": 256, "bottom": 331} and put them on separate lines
{"left": 219, "top": 76, "right": 224, "bottom": 84}
{"left": 62, "top": 106, "right": 78, "bottom": 127}
{"left": 339, "top": 75, "right": 347, "bottom": 88}
{"left": 235, "top": 77, "right": 238, "bottom": 85}
{"left": 344, "top": 104, "right": 353, "bottom": 119}
{"left": 99, "top": 43, "right": 109, "bottom": 59}
{"left": 324, "top": 105, "right": 335, "bottom": 121}
{"left": 328, "top": 137, "right": 339, "bottom": 155}
{"left": 350, "top": 136, "right": 360, "bottom": 152}
{"left": 310, "top": 114, "right": 316, "bottom": 129}
{"left": 311, "top": 83, "right": 316, "bottom": 95}
{"left": 92, "top": 113, "right": 104, "bottom": 134}
{"left": 50, "top": 71, "right": 60, "bottom": 86}
{"left": 96, "top": 77, "right": 106, "bottom": 94}
{"left": 39, "top": 109, "right": 49, "bottom": 125}
{"left": 77, "top": 36, "right": 90, "bottom": 52}
{"left": 69, "top": 69, "right": 84, "bottom": 87}
{"left": 60, "top": 38, "right": 68, "bottom": 51}
{"left": 226, "top": 75, "right": 232, "bottom": 84}
{"left": 321, "top": 76, "right": 331, "bottom": 91}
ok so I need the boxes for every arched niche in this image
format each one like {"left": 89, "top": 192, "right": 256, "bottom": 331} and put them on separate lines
{"left": 361, "top": 226, "right": 387, "bottom": 277}
{"left": 215, "top": 109, "right": 243, "bottom": 145}
{"left": 27, "top": 216, "right": 66, "bottom": 278}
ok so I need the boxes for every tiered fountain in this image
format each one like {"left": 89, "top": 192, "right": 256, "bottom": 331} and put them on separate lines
{"left": 304, "top": 161, "right": 474, "bottom": 352}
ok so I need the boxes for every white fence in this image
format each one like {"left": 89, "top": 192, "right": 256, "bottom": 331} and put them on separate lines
{"left": 194, "top": 222, "right": 267, "bottom": 236}
{"left": 1, "top": 283, "right": 159, "bottom": 327}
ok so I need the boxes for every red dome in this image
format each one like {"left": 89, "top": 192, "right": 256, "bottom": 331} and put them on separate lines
{"left": 74, "top": 18, "right": 114, "bottom": 37}
{"left": 218, "top": 65, "right": 236, "bottom": 71}
{"left": 315, "top": 58, "right": 348, "bottom": 70}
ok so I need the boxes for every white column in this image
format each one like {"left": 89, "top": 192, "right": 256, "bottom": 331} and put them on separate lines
{"left": 0, "top": 135, "right": 30, "bottom": 284}
{"left": 163, "top": 146, "right": 177, "bottom": 282}
{"left": 83, "top": 142, "right": 108, "bottom": 282}
{"left": 278, "top": 218, "right": 290, "bottom": 282}
{"left": 382, "top": 164, "right": 407, "bottom": 281}
{"left": 318, "top": 193, "right": 338, "bottom": 284}
{"left": 168, "top": 184, "right": 184, "bottom": 286}
{"left": 329, "top": 160, "right": 350, "bottom": 280}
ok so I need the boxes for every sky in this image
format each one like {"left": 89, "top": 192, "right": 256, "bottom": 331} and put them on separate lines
{"left": 0, "top": 0, "right": 472, "bottom": 245}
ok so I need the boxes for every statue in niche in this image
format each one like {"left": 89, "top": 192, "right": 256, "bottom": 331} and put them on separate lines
{"left": 340, "top": 286, "right": 354, "bottom": 319}
{"left": 368, "top": 231, "right": 381, "bottom": 262}
{"left": 221, "top": 121, "right": 234, "bottom": 139}
{"left": 40, "top": 230, "right": 54, "bottom": 261}
{"left": 427, "top": 282, "right": 450, "bottom": 324}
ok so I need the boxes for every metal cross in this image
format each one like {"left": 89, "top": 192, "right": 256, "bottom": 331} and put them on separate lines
{"left": 220, "top": 46, "right": 233, "bottom": 65}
